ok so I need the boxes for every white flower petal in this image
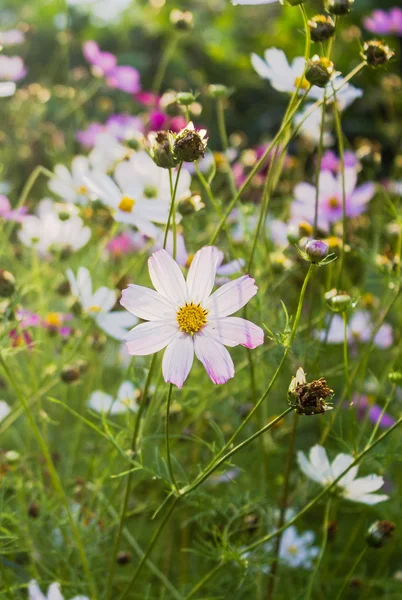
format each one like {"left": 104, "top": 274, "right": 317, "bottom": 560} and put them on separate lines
{"left": 28, "top": 581, "right": 47, "bottom": 600}
{"left": 47, "top": 583, "right": 64, "bottom": 600}
{"left": 343, "top": 474, "right": 385, "bottom": 498}
{"left": 186, "top": 246, "right": 223, "bottom": 305}
{"left": 120, "top": 284, "right": 176, "bottom": 321}
{"left": 194, "top": 332, "right": 235, "bottom": 385}
{"left": 91, "top": 287, "right": 116, "bottom": 313}
{"left": 205, "top": 317, "right": 264, "bottom": 349}
{"left": 331, "top": 453, "right": 358, "bottom": 485}
{"left": 125, "top": 322, "right": 178, "bottom": 355}
{"left": 148, "top": 249, "right": 187, "bottom": 306}
{"left": 309, "top": 445, "right": 332, "bottom": 481}
{"left": 205, "top": 275, "right": 258, "bottom": 318}
{"left": 297, "top": 451, "right": 325, "bottom": 483}
{"left": 162, "top": 333, "right": 194, "bottom": 388}
{"left": 346, "top": 493, "right": 389, "bottom": 505}
{"left": 96, "top": 311, "right": 137, "bottom": 340}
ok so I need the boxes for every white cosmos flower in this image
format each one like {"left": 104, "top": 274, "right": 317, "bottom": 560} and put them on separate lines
{"left": 0, "top": 81, "right": 16, "bottom": 97}
{"left": 66, "top": 267, "right": 137, "bottom": 340}
{"left": 85, "top": 159, "right": 174, "bottom": 238}
{"left": 18, "top": 199, "right": 90, "bottom": 256}
{"left": 88, "top": 132, "right": 129, "bottom": 172}
{"left": 297, "top": 445, "right": 389, "bottom": 505}
{"left": 276, "top": 527, "right": 319, "bottom": 569}
{"left": 294, "top": 104, "right": 334, "bottom": 147}
{"left": 88, "top": 381, "right": 138, "bottom": 414}
{"left": 28, "top": 580, "right": 89, "bottom": 600}
{"left": 48, "top": 156, "right": 94, "bottom": 205}
{"left": 120, "top": 246, "right": 264, "bottom": 388}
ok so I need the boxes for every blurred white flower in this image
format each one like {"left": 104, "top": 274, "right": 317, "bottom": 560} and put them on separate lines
{"left": 88, "top": 132, "right": 129, "bottom": 172}
{"left": 49, "top": 156, "right": 94, "bottom": 205}
{"left": 67, "top": 0, "right": 132, "bottom": 24}
{"left": 0, "top": 55, "right": 26, "bottom": 81}
{"left": 66, "top": 266, "right": 137, "bottom": 340}
{"left": 0, "top": 400, "right": 11, "bottom": 421}
{"left": 251, "top": 49, "right": 313, "bottom": 95}
{"left": 297, "top": 444, "right": 389, "bottom": 505}
{"left": 0, "top": 82, "right": 16, "bottom": 97}
{"left": 28, "top": 579, "right": 89, "bottom": 600}
{"left": 0, "top": 30, "right": 25, "bottom": 46}
{"left": 277, "top": 527, "right": 319, "bottom": 569}
{"left": 88, "top": 381, "right": 138, "bottom": 414}
{"left": 294, "top": 104, "right": 334, "bottom": 147}
{"left": 316, "top": 311, "right": 393, "bottom": 348}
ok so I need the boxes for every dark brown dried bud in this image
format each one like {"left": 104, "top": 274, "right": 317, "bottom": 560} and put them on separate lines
{"left": 173, "top": 122, "right": 208, "bottom": 163}
{"left": 28, "top": 503, "right": 40, "bottom": 519}
{"left": 326, "top": 0, "right": 354, "bottom": 15}
{"left": 366, "top": 520, "right": 396, "bottom": 548}
{"left": 61, "top": 365, "right": 81, "bottom": 384}
{"left": 288, "top": 368, "right": 334, "bottom": 416}
{"left": 309, "top": 15, "right": 336, "bottom": 42}
{"left": 117, "top": 551, "right": 132, "bottom": 565}
{"left": 148, "top": 131, "right": 178, "bottom": 169}
{"left": 362, "top": 40, "right": 394, "bottom": 67}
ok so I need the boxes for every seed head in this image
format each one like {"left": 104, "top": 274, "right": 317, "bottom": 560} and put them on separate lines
{"left": 288, "top": 367, "right": 334, "bottom": 416}
{"left": 309, "top": 15, "right": 336, "bottom": 42}
{"left": 362, "top": 40, "right": 394, "bottom": 67}
{"left": 306, "top": 56, "right": 334, "bottom": 88}
{"left": 326, "top": 0, "right": 354, "bottom": 16}
{"left": 148, "top": 131, "right": 178, "bottom": 169}
{"left": 325, "top": 289, "right": 352, "bottom": 313}
{"left": 173, "top": 122, "right": 208, "bottom": 163}
{"left": 366, "top": 520, "right": 396, "bottom": 548}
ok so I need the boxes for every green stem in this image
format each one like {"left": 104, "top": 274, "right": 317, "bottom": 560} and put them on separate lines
{"left": 216, "top": 97, "right": 237, "bottom": 196}
{"left": 332, "top": 88, "right": 347, "bottom": 287}
{"left": 152, "top": 35, "right": 179, "bottom": 94}
{"left": 105, "top": 355, "right": 157, "bottom": 599}
{"left": 342, "top": 312, "right": 350, "bottom": 396}
{"left": 163, "top": 162, "right": 183, "bottom": 254}
{"left": 183, "top": 562, "right": 225, "bottom": 600}
{"left": 313, "top": 89, "right": 327, "bottom": 236}
{"left": 305, "top": 498, "right": 332, "bottom": 600}
{"left": 365, "top": 384, "right": 395, "bottom": 449}
{"left": 0, "top": 558, "right": 14, "bottom": 600}
{"left": 0, "top": 354, "right": 97, "bottom": 600}
{"left": 334, "top": 547, "right": 368, "bottom": 600}
{"left": 166, "top": 382, "right": 179, "bottom": 492}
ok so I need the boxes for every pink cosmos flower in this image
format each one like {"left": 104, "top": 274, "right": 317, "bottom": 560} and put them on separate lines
{"left": 292, "top": 168, "right": 375, "bottom": 232}
{"left": 316, "top": 311, "right": 393, "bottom": 348}
{"left": 107, "top": 231, "right": 147, "bottom": 257}
{"left": 120, "top": 246, "right": 264, "bottom": 388}
{"left": 0, "top": 55, "right": 27, "bottom": 81}
{"left": 364, "top": 8, "right": 402, "bottom": 36}
{"left": 352, "top": 394, "right": 396, "bottom": 429}
{"left": 0, "top": 195, "right": 26, "bottom": 222}
{"left": 83, "top": 41, "right": 141, "bottom": 94}
{"left": 320, "top": 150, "right": 358, "bottom": 173}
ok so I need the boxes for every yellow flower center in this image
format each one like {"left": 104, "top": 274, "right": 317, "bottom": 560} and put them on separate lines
{"left": 45, "top": 312, "right": 62, "bottom": 327}
{"left": 328, "top": 196, "right": 340, "bottom": 209}
{"left": 287, "top": 545, "right": 298, "bottom": 556}
{"left": 294, "top": 76, "right": 310, "bottom": 90}
{"left": 185, "top": 253, "right": 195, "bottom": 269}
{"left": 118, "top": 196, "right": 136, "bottom": 213}
{"left": 76, "top": 185, "right": 88, "bottom": 195}
{"left": 176, "top": 302, "right": 208, "bottom": 334}
{"left": 89, "top": 305, "right": 101, "bottom": 313}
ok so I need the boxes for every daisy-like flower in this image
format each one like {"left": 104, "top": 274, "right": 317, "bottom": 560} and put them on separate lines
{"left": 28, "top": 580, "right": 89, "bottom": 600}
{"left": 297, "top": 444, "right": 389, "bottom": 505}
{"left": 251, "top": 49, "right": 313, "bottom": 95}
{"left": 88, "top": 132, "right": 130, "bottom": 172}
{"left": 88, "top": 381, "right": 138, "bottom": 414}
{"left": 66, "top": 267, "right": 137, "bottom": 340}
{"left": 120, "top": 246, "right": 264, "bottom": 388}
{"left": 48, "top": 156, "right": 93, "bottom": 205}
{"left": 277, "top": 527, "right": 319, "bottom": 569}
{"left": 0, "top": 55, "right": 27, "bottom": 81}
{"left": 316, "top": 311, "right": 393, "bottom": 348}
{"left": 291, "top": 168, "right": 375, "bottom": 231}
{"left": 294, "top": 104, "right": 334, "bottom": 147}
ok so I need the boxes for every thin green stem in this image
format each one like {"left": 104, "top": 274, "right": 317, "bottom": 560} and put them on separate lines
{"left": 305, "top": 498, "right": 332, "bottom": 600}
{"left": 183, "top": 562, "right": 225, "bottom": 600}
{"left": 334, "top": 547, "right": 368, "bottom": 600}
{"left": 163, "top": 163, "right": 183, "bottom": 254}
{"left": 342, "top": 312, "right": 350, "bottom": 396}
{"left": 365, "top": 384, "right": 396, "bottom": 449}
{"left": 216, "top": 97, "right": 237, "bottom": 196}
{"left": 0, "top": 558, "right": 14, "bottom": 600}
{"left": 332, "top": 88, "right": 347, "bottom": 286}
{"left": 313, "top": 89, "right": 327, "bottom": 236}
{"left": 166, "top": 382, "right": 179, "bottom": 492}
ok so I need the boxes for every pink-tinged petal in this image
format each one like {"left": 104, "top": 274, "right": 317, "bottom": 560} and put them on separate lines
{"left": 120, "top": 284, "right": 176, "bottom": 321}
{"left": 205, "top": 317, "right": 264, "bottom": 349}
{"left": 148, "top": 249, "right": 187, "bottom": 306}
{"left": 343, "top": 167, "right": 357, "bottom": 198}
{"left": 186, "top": 246, "right": 223, "bottom": 305}
{"left": 348, "top": 183, "right": 375, "bottom": 216}
{"left": 194, "top": 332, "right": 235, "bottom": 385}
{"left": 205, "top": 275, "right": 258, "bottom": 318}
{"left": 162, "top": 333, "right": 194, "bottom": 388}
{"left": 125, "top": 322, "right": 178, "bottom": 355}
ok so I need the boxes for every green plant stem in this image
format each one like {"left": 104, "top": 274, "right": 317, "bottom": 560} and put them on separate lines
{"left": 342, "top": 312, "right": 350, "bottom": 396}
{"left": 183, "top": 562, "right": 225, "bottom": 600}
{"left": 313, "top": 90, "right": 327, "bottom": 236}
{"left": 266, "top": 413, "right": 299, "bottom": 600}
{"left": 0, "top": 354, "right": 97, "bottom": 600}
{"left": 152, "top": 34, "right": 179, "bottom": 94}
{"left": 216, "top": 97, "right": 237, "bottom": 196}
{"left": 166, "top": 382, "right": 179, "bottom": 492}
{"left": 365, "top": 384, "right": 396, "bottom": 449}
{"left": 305, "top": 498, "right": 332, "bottom": 600}
{"left": 163, "top": 162, "right": 183, "bottom": 255}
{"left": 332, "top": 89, "right": 347, "bottom": 286}
{"left": 334, "top": 547, "right": 368, "bottom": 600}
{"left": 105, "top": 355, "right": 157, "bottom": 600}
{"left": 0, "top": 558, "right": 14, "bottom": 600}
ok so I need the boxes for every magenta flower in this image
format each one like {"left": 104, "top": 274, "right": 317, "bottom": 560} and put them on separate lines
{"left": 0, "top": 55, "right": 27, "bottom": 81}
{"left": 320, "top": 150, "right": 358, "bottom": 173}
{"left": 364, "top": 8, "right": 402, "bottom": 36}
{"left": 292, "top": 168, "right": 375, "bottom": 231}
{"left": 0, "top": 195, "right": 26, "bottom": 222}
{"left": 107, "top": 231, "right": 146, "bottom": 257}
{"left": 352, "top": 395, "right": 396, "bottom": 429}
{"left": 76, "top": 122, "right": 106, "bottom": 148}
{"left": 120, "top": 246, "right": 264, "bottom": 388}
{"left": 83, "top": 41, "right": 141, "bottom": 94}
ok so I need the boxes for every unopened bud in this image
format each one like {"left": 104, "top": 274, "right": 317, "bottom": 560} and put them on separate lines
{"left": 366, "top": 520, "right": 395, "bottom": 548}
{"left": 5, "top": 450, "right": 20, "bottom": 463}
{"left": 0, "top": 270, "right": 16, "bottom": 298}
{"left": 148, "top": 131, "right": 178, "bottom": 169}
{"left": 178, "top": 193, "right": 205, "bottom": 216}
{"left": 173, "top": 122, "right": 208, "bottom": 163}
{"left": 117, "top": 551, "right": 132, "bottom": 565}
{"left": 304, "top": 239, "right": 329, "bottom": 263}
{"left": 325, "top": 289, "right": 352, "bottom": 313}
{"left": 28, "top": 503, "right": 40, "bottom": 519}
{"left": 362, "top": 40, "right": 394, "bottom": 67}
{"left": 208, "top": 84, "right": 232, "bottom": 99}
{"left": 306, "top": 56, "right": 334, "bottom": 88}
{"left": 170, "top": 9, "right": 194, "bottom": 30}
{"left": 326, "top": 0, "right": 354, "bottom": 15}
{"left": 309, "top": 15, "right": 336, "bottom": 42}
{"left": 61, "top": 365, "right": 81, "bottom": 384}
{"left": 176, "top": 92, "right": 196, "bottom": 106}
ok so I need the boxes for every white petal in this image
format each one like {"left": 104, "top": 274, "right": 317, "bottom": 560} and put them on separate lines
{"left": 297, "top": 451, "right": 325, "bottom": 483}
{"left": 331, "top": 453, "right": 358, "bottom": 485}
{"left": 148, "top": 249, "right": 187, "bottom": 306}
{"left": 96, "top": 311, "right": 136, "bottom": 340}
{"left": 0, "top": 400, "right": 11, "bottom": 421}
{"left": 194, "top": 332, "right": 235, "bottom": 385}
{"left": 186, "top": 246, "right": 223, "bottom": 305}
{"left": 205, "top": 275, "right": 258, "bottom": 318}
{"left": 47, "top": 583, "right": 64, "bottom": 600}
{"left": 28, "top": 581, "right": 46, "bottom": 600}
{"left": 309, "top": 445, "right": 332, "bottom": 481}
{"left": 162, "top": 333, "right": 194, "bottom": 388}
{"left": 125, "top": 322, "right": 178, "bottom": 355}
{"left": 346, "top": 493, "right": 389, "bottom": 505}
{"left": 84, "top": 172, "right": 121, "bottom": 208}
{"left": 120, "top": 284, "right": 176, "bottom": 321}
{"left": 205, "top": 317, "right": 264, "bottom": 349}
{"left": 89, "top": 391, "right": 114, "bottom": 413}
{"left": 117, "top": 381, "right": 136, "bottom": 402}
{"left": 90, "top": 287, "right": 116, "bottom": 313}
{"left": 343, "top": 475, "right": 385, "bottom": 497}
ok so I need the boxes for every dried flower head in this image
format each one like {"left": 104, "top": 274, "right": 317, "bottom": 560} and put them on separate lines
{"left": 309, "top": 15, "right": 336, "bottom": 42}
{"left": 170, "top": 9, "right": 194, "bottom": 30}
{"left": 362, "top": 40, "right": 394, "bottom": 67}
{"left": 326, "top": 0, "right": 354, "bottom": 16}
{"left": 366, "top": 520, "right": 396, "bottom": 548}
{"left": 173, "top": 122, "right": 208, "bottom": 163}
{"left": 288, "top": 367, "right": 334, "bottom": 416}
{"left": 305, "top": 56, "right": 335, "bottom": 88}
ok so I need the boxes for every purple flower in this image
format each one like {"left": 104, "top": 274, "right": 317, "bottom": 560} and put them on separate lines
{"left": 0, "top": 195, "right": 26, "bottom": 222}
{"left": 83, "top": 41, "right": 141, "bottom": 94}
{"left": 76, "top": 122, "right": 106, "bottom": 148}
{"left": 83, "top": 41, "right": 117, "bottom": 75}
{"left": 364, "top": 8, "right": 402, "bottom": 36}
{"left": 105, "top": 114, "right": 144, "bottom": 140}
{"left": 352, "top": 395, "right": 396, "bottom": 429}
{"left": 316, "top": 311, "right": 393, "bottom": 349}
{"left": 292, "top": 168, "right": 375, "bottom": 231}
{"left": 106, "top": 65, "right": 140, "bottom": 94}
{"left": 320, "top": 150, "right": 358, "bottom": 173}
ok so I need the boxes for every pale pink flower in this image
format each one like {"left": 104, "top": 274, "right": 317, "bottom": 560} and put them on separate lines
{"left": 0, "top": 55, "right": 27, "bottom": 81}
{"left": 120, "top": 246, "right": 264, "bottom": 388}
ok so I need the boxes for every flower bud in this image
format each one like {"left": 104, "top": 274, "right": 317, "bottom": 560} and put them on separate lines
{"left": 288, "top": 367, "right": 334, "bottom": 416}
{"left": 117, "top": 551, "right": 132, "bottom": 565}
{"left": 362, "top": 40, "right": 394, "bottom": 67}
{"left": 178, "top": 193, "right": 205, "bottom": 216}
{"left": 5, "top": 450, "right": 20, "bottom": 464}
{"left": 366, "top": 520, "right": 395, "bottom": 548}
{"left": 176, "top": 92, "right": 196, "bottom": 107}
{"left": 28, "top": 503, "right": 40, "bottom": 519}
{"left": 388, "top": 371, "right": 402, "bottom": 383}
{"left": 305, "top": 56, "right": 334, "bottom": 88}
{"left": 304, "top": 239, "right": 329, "bottom": 263}
{"left": 325, "top": 289, "right": 352, "bottom": 313}
{"left": 208, "top": 84, "right": 232, "bottom": 99}
{"left": 61, "top": 364, "right": 81, "bottom": 384}
{"left": 326, "top": 0, "right": 354, "bottom": 15}
{"left": 173, "top": 122, "right": 208, "bottom": 163}
{"left": 170, "top": 9, "right": 194, "bottom": 30}
{"left": 309, "top": 15, "right": 336, "bottom": 42}
{"left": 0, "top": 270, "right": 16, "bottom": 298}
{"left": 148, "top": 131, "right": 178, "bottom": 169}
